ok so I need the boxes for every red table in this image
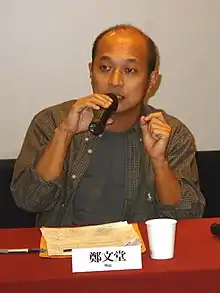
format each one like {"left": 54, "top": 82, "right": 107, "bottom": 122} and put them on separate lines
{"left": 1, "top": 218, "right": 220, "bottom": 293}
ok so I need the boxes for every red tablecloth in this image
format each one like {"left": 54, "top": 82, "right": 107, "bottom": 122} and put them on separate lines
{"left": 0, "top": 218, "right": 220, "bottom": 293}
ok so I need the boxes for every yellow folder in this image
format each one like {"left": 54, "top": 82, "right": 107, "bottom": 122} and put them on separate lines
{"left": 39, "top": 223, "right": 146, "bottom": 258}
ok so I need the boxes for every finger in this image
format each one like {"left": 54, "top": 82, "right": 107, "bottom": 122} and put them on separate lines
{"left": 93, "top": 94, "right": 113, "bottom": 104}
{"left": 140, "top": 117, "right": 152, "bottom": 141}
{"left": 144, "top": 112, "right": 166, "bottom": 123}
{"left": 76, "top": 96, "right": 110, "bottom": 110}
{"left": 140, "top": 116, "right": 148, "bottom": 127}
{"left": 148, "top": 117, "right": 171, "bottom": 130}
{"left": 151, "top": 132, "right": 160, "bottom": 141}
{"left": 72, "top": 101, "right": 98, "bottom": 113}
{"left": 150, "top": 127, "right": 171, "bottom": 139}
{"left": 141, "top": 116, "right": 170, "bottom": 131}
{"left": 80, "top": 101, "right": 101, "bottom": 111}
{"left": 90, "top": 95, "right": 112, "bottom": 108}
{"left": 106, "top": 118, "right": 114, "bottom": 125}
{"left": 149, "top": 122, "right": 171, "bottom": 134}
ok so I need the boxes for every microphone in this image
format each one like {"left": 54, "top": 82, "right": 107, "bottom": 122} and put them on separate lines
{"left": 210, "top": 223, "right": 220, "bottom": 238}
{"left": 88, "top": 93, "right": 118, "bottom": 136}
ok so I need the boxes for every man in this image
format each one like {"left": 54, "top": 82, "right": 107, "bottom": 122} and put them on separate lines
{"left": 11, "top": 24, "right": 205, "bottom": 227}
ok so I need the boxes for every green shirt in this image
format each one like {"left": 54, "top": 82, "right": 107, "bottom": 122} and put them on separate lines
{"left": 10, "top": 101, "right": 205, "bottom": 227}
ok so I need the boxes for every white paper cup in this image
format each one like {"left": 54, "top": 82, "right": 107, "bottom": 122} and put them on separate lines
{"left": 145, "top": 218, "right": 177, "bottom": 260}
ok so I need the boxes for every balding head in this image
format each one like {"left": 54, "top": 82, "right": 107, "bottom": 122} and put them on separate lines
{"left": 92, "top": 24, "right": 157, "bottom": 76}
{"left": 89, "top": 24, "right": 159, "bottom": 115}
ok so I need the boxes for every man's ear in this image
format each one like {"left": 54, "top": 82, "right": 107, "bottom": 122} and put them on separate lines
{"left": 145, "top": 69, "right": 161, "bottom": 101}
{"left": 88, "top": 62, "right": 92, "bottom": 79}
{"left": 147, "top": 69, "right": 159, "bottom": 93}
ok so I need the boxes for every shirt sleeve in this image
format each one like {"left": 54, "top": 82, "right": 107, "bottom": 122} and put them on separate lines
{"left": 158, "top": 119, "right": 206, "bottom": 219}
{"left": 10, "top": 111, "right": 64, "bottom": 213}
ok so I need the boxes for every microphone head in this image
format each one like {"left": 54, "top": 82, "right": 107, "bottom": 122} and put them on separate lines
{"left": 106, "top": 93, "right": 118, "bottom": 111}
{"left": 210, "top": 223, "right": 220, "bottom": 238}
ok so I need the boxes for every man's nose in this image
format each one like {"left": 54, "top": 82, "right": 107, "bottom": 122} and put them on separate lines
{"left": 108, "top": 69, "right": 124, "bottom": 88}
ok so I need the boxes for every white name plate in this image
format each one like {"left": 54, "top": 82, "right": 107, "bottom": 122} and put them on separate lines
{"left": 72, "top": 244, "right": 142, "bottom": 273}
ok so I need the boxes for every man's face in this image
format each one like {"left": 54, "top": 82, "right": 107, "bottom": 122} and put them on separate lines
{"left": 89, "top": 30, "right": 156, "bottom": 113}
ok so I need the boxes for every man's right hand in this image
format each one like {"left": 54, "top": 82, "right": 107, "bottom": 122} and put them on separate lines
{"left": 59, "top": 94, "right": 114, "bottom": 134}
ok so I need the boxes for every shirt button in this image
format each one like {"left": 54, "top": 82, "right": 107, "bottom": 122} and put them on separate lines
{"left": 99, "top": 134, "right": 103, "bottom": 138}
{"left": 146, "top": 193, "right": 152, "bottom": 202}
{"left": 140, "top": 138, "right": 142, "bottom": 142}
{"left": 62, "top": 204, "right": 65, "bottom": 207}
{"left": 84, "top": 137, "right": 89, "bottom": 142}
{"left": 72, "top": 174, "right": 77, "bottom": 179}
{"left": 88, "top": 149, "right": 93, "bottom": 154}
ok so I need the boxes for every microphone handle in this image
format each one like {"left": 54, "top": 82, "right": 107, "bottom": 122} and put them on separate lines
{"left": 89, "top": 108, "right": 110, "bottom": 135}
{"left": 88, "top": 93, "right": 118, "bottom": 136}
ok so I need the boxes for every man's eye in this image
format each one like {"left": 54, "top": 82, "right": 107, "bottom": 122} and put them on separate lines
{"left": 100, "top": 65, "right": 111, "bottom": 71}
{"left": 124, "top": 68, "right": 136, "bottom": 74}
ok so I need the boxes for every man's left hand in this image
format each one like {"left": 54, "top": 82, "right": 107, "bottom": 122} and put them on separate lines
{"left": 140, "top": 112, "right": 171, "bottom": 162}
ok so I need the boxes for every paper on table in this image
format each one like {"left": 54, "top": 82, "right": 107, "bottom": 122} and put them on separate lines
{"left": 40, "top": 222, "right": 142, "bottom": 257}
{"left": 39, "top": 223, "right": 146, "bottom": 258}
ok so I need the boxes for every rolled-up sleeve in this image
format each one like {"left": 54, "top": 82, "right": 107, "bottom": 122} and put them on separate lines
{"left": 10, "top": 111, "right": 63, "bottom": 213}
{"left": 158, "top": 120, "right": 205, "bottom": 219}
